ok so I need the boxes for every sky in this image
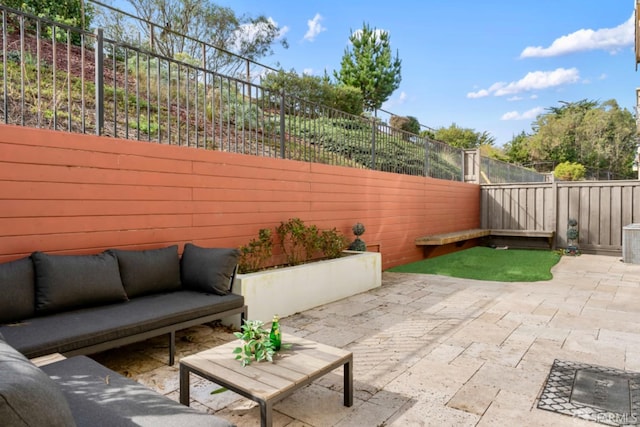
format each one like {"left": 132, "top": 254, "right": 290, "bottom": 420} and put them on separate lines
{"left": 211, "top": 0, "right": 639, "bottom": 147}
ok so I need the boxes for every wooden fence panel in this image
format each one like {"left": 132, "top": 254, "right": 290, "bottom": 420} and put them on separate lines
{"left": 610, "top": 186, "right": 622, "bottom": 247}
{"left": 481, "top": 181, "right": 640, "bottom": 255}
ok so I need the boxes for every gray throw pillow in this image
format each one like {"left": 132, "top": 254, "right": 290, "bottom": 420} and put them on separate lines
{"left": 180, "top": 243, "right": 239, "bottom": 295}
{"left": 0, "top": 257, "right": 35, "bottom": 324}
{"left": 109, "top": 246, "right": 182, "bottom": 298}
{"left": 0, "top": 334, "right": 76, "bottom": 426}
{"left": 32, "top": 251, "right": 128, "bottom": 314}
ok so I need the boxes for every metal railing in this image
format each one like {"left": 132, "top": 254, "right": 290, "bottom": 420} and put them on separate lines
{"left": 89, "top": 0, "right": 278, "bottom": 83}
{"left": 479, "top": 156, "right": 547, "bottom": 183}
{"left": 0, "top": 4, "right": 543, "bottom": 183}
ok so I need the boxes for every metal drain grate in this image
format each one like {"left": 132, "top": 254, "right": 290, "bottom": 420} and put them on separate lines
{"left": 537, "top": 359, "right": 640, "bottom": 426}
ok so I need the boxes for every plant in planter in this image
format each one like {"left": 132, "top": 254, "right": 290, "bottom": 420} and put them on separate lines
{"left": 232, "top": 218, "right": 381, "bottom": 324}
{"left": 275, "top": 217, "right": 348, "bottom": 266}
{"left": 237, "top": 228, "right": 273, "bottom": 274}
{"left": 237, "top": 218, "right": 349, "bottom": 273}
{"left": 276, "top": 218, "right": 319, "bottom": 266}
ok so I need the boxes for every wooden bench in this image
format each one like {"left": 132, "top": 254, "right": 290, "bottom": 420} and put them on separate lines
{"left": 415, "top": 228, "right": 555, "bottom": 250}
{"left": 489, "top": 229, "right": 555, "bottom": 249}
{"left": 415, "top": 228, "right": 490, "bottom": 258}
{"left": 415, "top": 228, "right": 490, "bottom": 246}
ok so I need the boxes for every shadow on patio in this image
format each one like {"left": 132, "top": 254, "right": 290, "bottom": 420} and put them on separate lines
{"left": 91, "top": 254, "right": 640, "bottom": 427}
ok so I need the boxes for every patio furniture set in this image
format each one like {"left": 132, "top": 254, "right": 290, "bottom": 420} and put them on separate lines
{"left": 0, "top": 243, "right": 353, "bottom": 426}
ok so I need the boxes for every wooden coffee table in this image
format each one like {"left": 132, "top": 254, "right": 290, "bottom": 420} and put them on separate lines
{"left": 179, "top": 334, "right": 353, "bottom": 427}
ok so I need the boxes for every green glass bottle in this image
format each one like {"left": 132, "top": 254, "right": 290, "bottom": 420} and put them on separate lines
{"left": 269, "top": 315, "right": 281, "bottom": 351}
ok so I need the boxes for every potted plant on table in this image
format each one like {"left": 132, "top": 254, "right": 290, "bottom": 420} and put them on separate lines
{"left": 233, "top": 316, "right": 289, "bottom": 366}
{"left": 232, "top": 319, "right": 276, "bottom": 366}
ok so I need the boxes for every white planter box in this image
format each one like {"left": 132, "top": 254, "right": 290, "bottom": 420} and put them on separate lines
{"left": 229, "top": 251, "right": 381, "bottom": 326}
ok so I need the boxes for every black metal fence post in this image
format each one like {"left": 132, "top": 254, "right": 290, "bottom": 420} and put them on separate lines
{"left": 371, "top": 116, "right": 376, "bottom": 170}
{"left": 279, "top": 91, "right": 285, "bottom": 159}
{"left": 424, "top": 140, "right": 430, "bottom": 177}
{"left": 95, "top": 28, "right": 104, "bottom": 135}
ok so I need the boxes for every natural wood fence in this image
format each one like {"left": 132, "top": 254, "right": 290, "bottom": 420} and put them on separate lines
{"left": 481, "top": 181, "right": 640, "bottom": 255}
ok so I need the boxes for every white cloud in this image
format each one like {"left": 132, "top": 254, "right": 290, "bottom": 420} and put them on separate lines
{"left": 382, "top": 91, "right": 408, "bottom": 109}
{"left": 467, "top": 67, "right": 580, "bottom": 98}
{"left": 304, "top": 13, "right": 326, "bottom": 42}
{"left": 233, "top": 18, "right": 289, "bottom": 51}
{"left": 303, "top": 68, "right": 314, "bottom": 75}
{"left": 522, "top": 107, "right": 545, "bottom": 119}
{"left": 501, "top": 111, "right": 520, "bottom": 120}
{"left": 501, "top": 107, "right": 545, "bottom": 121}
{"left": 507, "top": 96, "right": 523, "bottom": 102}
{"left": 520, "top": 13, "right": 634, "bottom": 58}
{"left": 467, "top": 89, "right": 490, "bottom": 99}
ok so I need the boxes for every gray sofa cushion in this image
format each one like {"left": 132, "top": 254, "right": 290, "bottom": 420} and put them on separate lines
{"left": 0, "top": 333, "right": 76, "bottom": 427}
{"left": 0, "top": 291, "right": 244, "bottom": 358}
{"left": 41, "top": 355, "right": 234, "bottom": 426}
{"left": 109, "top": 246, "right": 182, "bottom": 298}
{"left": 180, "top": 244, "right": 239, "bottom": 295}
{"left": 32, "top": 251, "right": 128, "bottom": 314}
{"left": 0, "top": 257, "right": 35, "bottom": 323}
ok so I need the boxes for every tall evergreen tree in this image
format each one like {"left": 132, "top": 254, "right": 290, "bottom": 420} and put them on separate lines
{"left": 334, "top": 23, "right": 401, "bottom": 111}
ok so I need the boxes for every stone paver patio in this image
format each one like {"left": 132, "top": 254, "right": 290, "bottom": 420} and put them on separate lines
{"left": 91, "top": 253, "right": 640, "bottom": 426}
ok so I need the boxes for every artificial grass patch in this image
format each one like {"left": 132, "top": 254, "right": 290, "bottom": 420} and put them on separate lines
{"left": 387, "top": 246, "right": 561, "bottom": 282}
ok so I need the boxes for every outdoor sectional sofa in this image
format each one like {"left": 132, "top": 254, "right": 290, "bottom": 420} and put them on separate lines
{"left": 0, "top": 332, "right": 234, "bottom": 426}
{"left": 0, "top": 243, "right": 247, "bottom": 365}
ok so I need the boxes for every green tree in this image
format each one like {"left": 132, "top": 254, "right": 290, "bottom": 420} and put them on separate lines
{"left": 554, "top": 161, "right": 586, "bottom": 181}
{"left": 528, "top": 99, "right": 636, "bottom": 179}
{"left": 432, "top": 123, "right": 495, "bottom": 149}
{"left": 99, "top": 0, "right": 287, "bottom": 76}
{"left": 260, "top": 70, "right": 363, "bottom": 116}
{"left": 389, "top": 115, "right": 421, "bottom": 140}
{"left": 334, "top": 22, "right": 401, "bottom": 111}
{"left": 405, "top": 116, "right": 421, "bottom": 134}
{"left": 480, "top": 145, "right": 510, "bottom": 162}
{"left": 327, "top": 84, "right": 364, "bottom": 116}
{"left": 6, "top": 0, "right": 94, "bottom": 44}
{"left": 503, "top": 131, "right": 533, "bottom": 165}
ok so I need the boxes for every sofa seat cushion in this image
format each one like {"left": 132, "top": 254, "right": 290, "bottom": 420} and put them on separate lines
{"left": 0, "top": 256, "right": 35, "bottom": 323}
{"left": 41, "top": 355, "right": 234, "bottom": 427}
{"left": 0, "top": 291, "right": 244, "bottom": 358}
{"left": 32, "top": 251, "right": 128, "bottom": 314}
{"left": 0, "top": 333, "right": 76, "bottom": 427}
